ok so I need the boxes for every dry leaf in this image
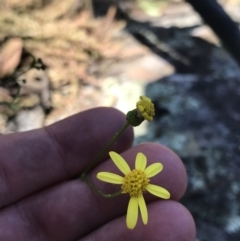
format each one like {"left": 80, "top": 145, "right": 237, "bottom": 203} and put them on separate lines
{"left": 0, "top": 38, "right": 23, "bottom": 77}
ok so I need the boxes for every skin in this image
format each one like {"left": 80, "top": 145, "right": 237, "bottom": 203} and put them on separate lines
{"left": 0, "top": 107, "right": 196, "bottom": 241}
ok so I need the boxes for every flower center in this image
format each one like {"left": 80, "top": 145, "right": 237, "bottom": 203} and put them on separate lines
{"left": 121, "top": 169, "right": 149, "bottom": 197}
{"left": 136, "top": 100, "right": 155, "bottom": 121}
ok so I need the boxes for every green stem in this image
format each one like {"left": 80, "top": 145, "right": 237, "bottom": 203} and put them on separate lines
{"left": 81, "top": 122, "right": 130, "bottom": 180}
{"left": 85, "top": 177, "right": 122, "bottom": 198}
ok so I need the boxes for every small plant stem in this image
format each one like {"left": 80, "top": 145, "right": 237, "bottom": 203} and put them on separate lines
{"left": 85, "top": 177, "right": 122, "bottom": 198}
{"left": 81, "top": 122, "right": 130, "bottom": 180}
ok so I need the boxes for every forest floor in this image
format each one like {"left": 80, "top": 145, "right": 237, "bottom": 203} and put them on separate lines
{"left": 0, "top": 0, "right": 240, "bottom": 135}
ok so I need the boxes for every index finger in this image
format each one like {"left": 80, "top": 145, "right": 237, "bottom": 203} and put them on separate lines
{"left": 0, "top": 143, "right": 189, "bottom": 241}
{"left": 0, "top": 107, "right": 134, "bottom": 208}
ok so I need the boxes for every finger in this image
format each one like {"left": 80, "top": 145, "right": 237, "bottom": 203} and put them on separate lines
{"left": 0, "top": 107, "right": 133, "bottom": 208}
{"left": 81, "top": 201, "right": 196, "bottom": 241}
{"left": 0, "top": 143, "right": 187, "bottom": 241}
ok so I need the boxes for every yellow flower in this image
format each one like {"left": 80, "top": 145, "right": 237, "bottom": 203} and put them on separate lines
{"left": 136, "top": 96, "right": 155, "bottom": 121}
{"left": 97, "top": 151, "right": 170, "bottom": 229}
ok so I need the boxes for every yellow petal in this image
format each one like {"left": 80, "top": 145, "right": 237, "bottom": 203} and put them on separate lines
{"left": 146, "top": 184, "right": 170, "bottom": 199}
{"left": 126, "top": 197, "right": 138, "bottom": 229}
{"left": 138, "top": 195, "right": 148, "bottom": 225}
{"left": 109, "top": 151, "right": 131, "bottom": 175}
{"left": 97, "top": 172, "right": 123, "bottom": 184}
{"left": 135, "top": 153, "right": 147, "bottom": 171}
{"left": 144, "top": 163, "right": 163, "bottom": 178}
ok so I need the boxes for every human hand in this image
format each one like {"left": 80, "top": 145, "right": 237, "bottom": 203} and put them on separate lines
{"left": 0, "top": 107, "right": 196, "bottom": 241}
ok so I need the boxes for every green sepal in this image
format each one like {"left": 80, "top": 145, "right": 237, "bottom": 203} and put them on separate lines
{"left": 126, "top": 109, "right": 144, "bottom": 127}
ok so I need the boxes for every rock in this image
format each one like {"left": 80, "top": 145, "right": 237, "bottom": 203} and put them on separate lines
{"left": 3, "top": 68, "right": 52, "bottom": 133}
{"left": 131, "top": 25, "right": 240, "bottom": 240}
{"left": 139, "top": 65, "right": 240, "bottom": 240}
{"left": 17, "top": 68, "right": 51, "bottom": 109}
{"left": 7, "top": 106, "right": 45, "bottom": 132}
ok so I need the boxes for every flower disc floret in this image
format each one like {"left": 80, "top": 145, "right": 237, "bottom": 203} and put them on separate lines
{"left": 122, "top": 169, "right": 149, "bottom": 197}
{"left": 136, "top": 96, "right": 155, "bottom": 121}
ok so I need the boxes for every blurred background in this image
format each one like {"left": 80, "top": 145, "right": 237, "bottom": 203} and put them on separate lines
{"left": 1, "top": 0, "right": 240, "bottom": 240}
